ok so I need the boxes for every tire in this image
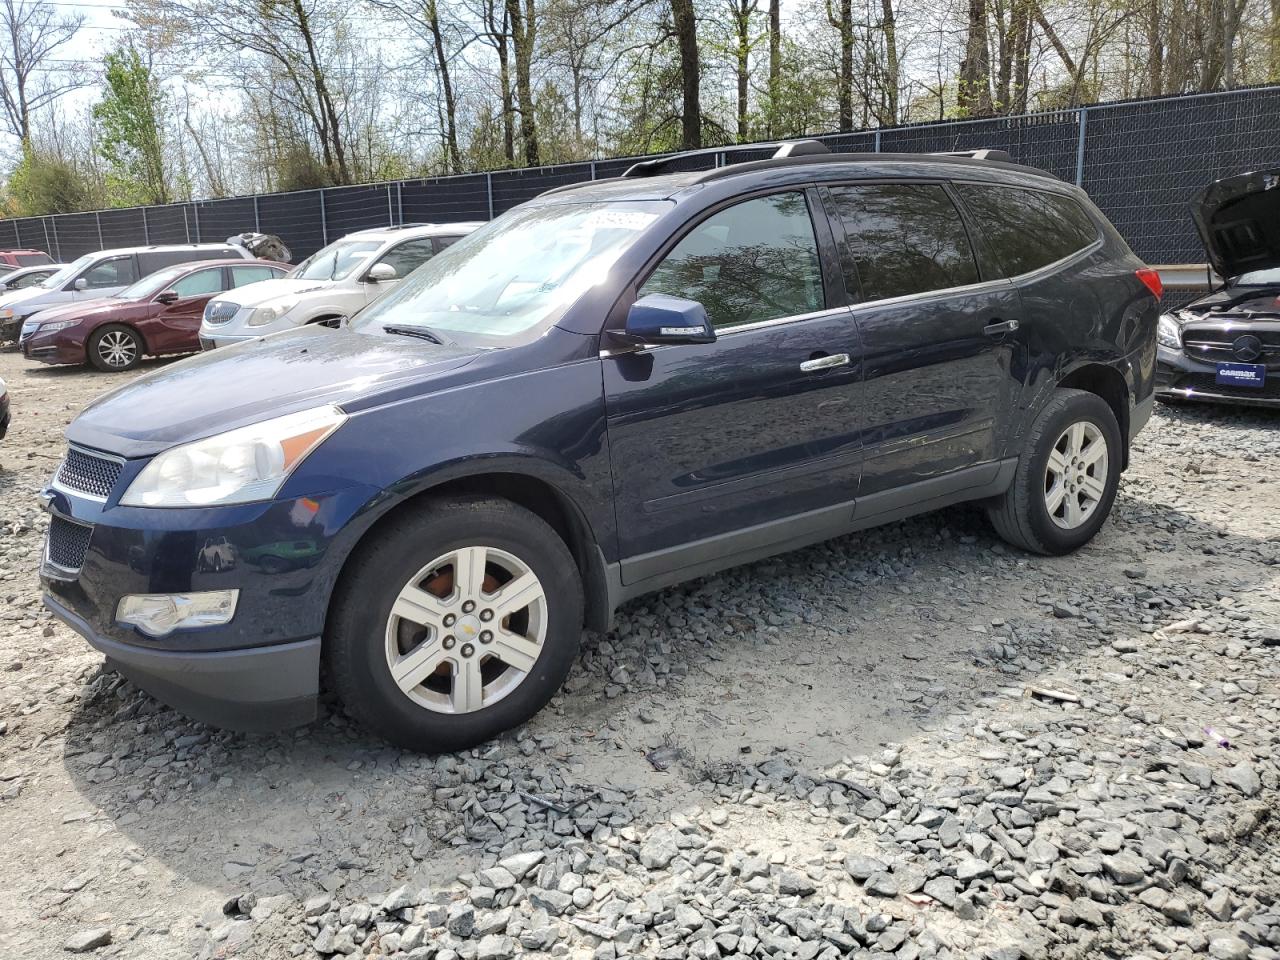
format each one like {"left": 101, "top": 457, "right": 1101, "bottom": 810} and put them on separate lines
{"left": 325, "top": 496, "right": 584, "bottom": 752}
{"left": 987, "top": 388, "right": 1123, "bottom": 555}
{"left": 88, "top": 324, "right": 144, "bottom": 372}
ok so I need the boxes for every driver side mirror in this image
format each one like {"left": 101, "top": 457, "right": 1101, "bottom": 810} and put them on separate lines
{"left": 616, "top": 294, "right": 716, "bottom": 346}
{"left": 366, "top": 262, "right": 397, "bottom": 282}
{"left": 155, "top": 290, "right": 179, "bottom": 305}
{"left": 73, "top": 278, "right": 88, "bottom": 292}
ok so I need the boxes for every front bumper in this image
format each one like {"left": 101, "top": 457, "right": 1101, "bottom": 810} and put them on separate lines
{"left": 198, "top": 330, "right": 263, "bottom": 349}
{"left": 20, "top": 330, "right": 85, "bottom": 365}
{"left": 1156, "top": 344, "right": 1280, "bottom": 407}
{"left": 46, "top": 592, "right": 320, "bottom": 731}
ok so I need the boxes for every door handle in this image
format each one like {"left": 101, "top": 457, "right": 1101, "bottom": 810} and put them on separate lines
{"left": 800, "top": 353, "right": 850, "bottom": 372}
{"left": 984, "top": 318, "right": 1020, "bottom": 336}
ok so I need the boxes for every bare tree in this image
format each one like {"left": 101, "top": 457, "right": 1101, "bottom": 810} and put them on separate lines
{"left": 0, "top": 0, "right": 85, "bottom": 145}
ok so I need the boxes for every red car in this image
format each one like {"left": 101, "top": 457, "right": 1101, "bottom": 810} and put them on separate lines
{"left": 19, "top": 259, "right": 287, "bottom": 371}
{"left": 0, "top": 249, "right": 53, "bottom": 269}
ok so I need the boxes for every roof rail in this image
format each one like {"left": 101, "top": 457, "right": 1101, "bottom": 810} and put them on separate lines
{"left": 622, "top": 139, "right": 830, "bottom": 178}
{"left": 930, "top": 149, "right": 1012, "bottom": 162}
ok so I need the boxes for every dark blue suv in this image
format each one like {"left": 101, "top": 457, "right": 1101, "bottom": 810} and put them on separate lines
{"left": 40, "top": 144, "right": 1160, "bottom": 751}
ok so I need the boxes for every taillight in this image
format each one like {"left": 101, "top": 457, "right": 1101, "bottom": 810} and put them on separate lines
{"left": 1135, "top": 268, "right": 1163, "bottom": 300}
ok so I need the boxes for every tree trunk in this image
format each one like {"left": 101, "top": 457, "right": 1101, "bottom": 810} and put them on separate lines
{"left": 734, "top": 0, "right": 750, "bottom": 141}
{"left": 880, "top": 0, "right": 898, "bottom": 123}
{"left": 958, "top": 0, "right": 993, "bottom": 116}
{"left": 424, "top": 0, "right": 461, "bottom": 173}
{"left": 670, "top": 0, "right": 701, "bottom": 148}
{"left": 290, "top": 0, "right": 348, "bottom": 183}
{"left": 506, "top": 0, "right": 538, "bottom": 165}
{"left": 768, "top": 0, "right": 780, "bottom": 135}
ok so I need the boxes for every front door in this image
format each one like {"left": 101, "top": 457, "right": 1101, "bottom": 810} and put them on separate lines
{"left": 821, "top": 181, "right": 1026, "bottom": 497}
{"left": 603, "top": 190, "right": 864, "bottom": 582}
{"left": 148, "top": 266, "right": 227, "bottom": 352}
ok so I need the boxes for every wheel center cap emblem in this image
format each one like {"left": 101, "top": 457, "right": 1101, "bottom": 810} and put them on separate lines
{"left": 457, "top": 615, "right": 482, "bottom": 638}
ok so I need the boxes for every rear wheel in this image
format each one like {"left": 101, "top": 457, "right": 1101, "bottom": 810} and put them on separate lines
{"left": 88, "top": 325, "right": 143, "bottom": 372}
{"left": 987, "top": 388, "right": 1122, "bottom": 555}
{"left": 325, "top": 496, "right": 583, "bottom": 752}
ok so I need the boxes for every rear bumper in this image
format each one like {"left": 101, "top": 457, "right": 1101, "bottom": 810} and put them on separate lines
{"left": 1156, "top": 345, "right": 1280, "bottom": 407}
{"left": 45, "top": 592, "right": 320, "bottom": 731}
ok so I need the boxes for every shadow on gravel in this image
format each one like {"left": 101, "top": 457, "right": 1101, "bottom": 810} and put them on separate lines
{"left": 54, "top": 480, "right": 1274, "bottom": 908}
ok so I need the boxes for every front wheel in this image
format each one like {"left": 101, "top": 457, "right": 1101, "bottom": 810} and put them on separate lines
{"left": 87, "top": 324, "right": 144, "bottom": 372}
{"left": 987, "top": 388, "right": 1123, "bottom": 555}
{"left": 325, "top": 497, "right": 583, "bottom": 752}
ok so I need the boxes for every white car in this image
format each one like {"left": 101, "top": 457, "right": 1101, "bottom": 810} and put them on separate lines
{"left": 198, "top": 222, "right": 481, "bottom": 348}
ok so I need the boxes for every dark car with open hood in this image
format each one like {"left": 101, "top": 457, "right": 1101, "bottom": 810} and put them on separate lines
{"left": 1156, "top": 168, "right": 1280, "bottom": 407}
{"left": 39, "top": 142, "right": 1159, "bottom": 752}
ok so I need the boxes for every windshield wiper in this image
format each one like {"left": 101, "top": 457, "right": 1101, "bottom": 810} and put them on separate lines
{"left": 382, "top": 324, "right": 449, "bottom": 345}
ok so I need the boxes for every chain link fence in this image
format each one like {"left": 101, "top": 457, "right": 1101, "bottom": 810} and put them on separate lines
{"left": 3, "top": 85, "right": 1278, "bottom": 267}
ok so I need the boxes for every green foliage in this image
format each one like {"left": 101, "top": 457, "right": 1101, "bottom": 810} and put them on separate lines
{"left": 4, "top": 147, "right": 97, "bottom": 216}
{"left": 93, "top": 45, "right": 169, "bottom": 206}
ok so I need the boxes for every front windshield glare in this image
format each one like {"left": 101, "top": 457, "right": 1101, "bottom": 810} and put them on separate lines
{"left": 1237, "top": 267, "right": 1280, "bottom": 286}
{"left": 292, "top": 240, "right": 382, "bottom": 281}
{"left": 41, "top": 254, "right": 94, "bottom": 289}
{"left": 118, "top": 266, "right": 187, "bottom": 300}
{"left": 353, "top": 201, "right": 670, "bottom": 340}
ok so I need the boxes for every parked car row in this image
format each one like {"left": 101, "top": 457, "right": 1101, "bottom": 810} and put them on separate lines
{"left": 21, "top": 150, "right": 1279, "bottom": 756}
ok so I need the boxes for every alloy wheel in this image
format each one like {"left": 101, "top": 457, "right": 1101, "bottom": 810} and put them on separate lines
{"left": 98, "top": 330, "right": 137, "bottom": 368}
{"left": 384, "top": 545, "right": 547, "bottom": 714}
{"left": 1044, "top": 420, "right": 1109, "bottom": 529}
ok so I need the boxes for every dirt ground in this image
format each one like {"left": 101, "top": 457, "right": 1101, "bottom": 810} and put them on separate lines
{"left": 0, "top": 348, "right": 1277, "bottom": 960}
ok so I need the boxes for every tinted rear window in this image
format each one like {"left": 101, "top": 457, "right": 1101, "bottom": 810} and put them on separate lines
{"left": 828, "top": 183, "right": 979, "bottom": 302}
{"left": 956, "top": 185, "right": 1099, "bottom": 277}
{"left": 16, "top": 252, "right": 52, "bottom": 266}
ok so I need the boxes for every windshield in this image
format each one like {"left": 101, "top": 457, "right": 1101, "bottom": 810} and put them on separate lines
{"left": 353, "top": 200, "right": 669, "bottom": 341}
{"left": 40, "top": 253, "right": 95, "bottom": 289}
{"left": 117, "top": 265, "right": 189, "bottom": 300}
{"left": 1235, "top": 267, "right": 1280, "bottom": 286}
{"left": 290, "top": 239, "right": 381, "bottom": 281}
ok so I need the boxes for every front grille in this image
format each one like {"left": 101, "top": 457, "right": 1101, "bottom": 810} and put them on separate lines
{"left": 54, "top": 447, "right": 123, "bottom": 500}
{"left": 46, "top": 516, "right": 92, "bottom": 571}
{"left": 204, "top": 300, "right": 239, "bottom": 325}
{"left": 1173, "top": 373, "right": 1280, "bottom": 400}
{"left": 1181, "top": 325, "right": 1280, "bottom": 368}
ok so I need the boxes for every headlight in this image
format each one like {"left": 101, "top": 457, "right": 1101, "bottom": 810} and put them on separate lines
{"left": 246, "top": 299, "right": 299, "bottom": 327}
{"left": 0, "top": 308, "right": 13, "bottom": 319}
{"left": 120, "top": 405, "right": 346, "bottom": 507}
{"left": 1157, "top": 313, "right": 1182, "bottom": 349}
{"left": 34, "top": 319, "right": 77, "bottom": 335}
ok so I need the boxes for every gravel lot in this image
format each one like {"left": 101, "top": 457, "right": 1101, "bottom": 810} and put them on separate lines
{"left": 0, "top": 349, "right": 1277, "bottom": 960}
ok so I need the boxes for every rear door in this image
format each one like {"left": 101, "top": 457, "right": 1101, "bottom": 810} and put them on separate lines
{"left": 603, "top": 189, "right": 864, "bottom": 581}
{"left": 822, "top": 180, "right": 1026, "bottom": 498}
{"left": 148, "top": 266, "right": 227, "bottom": 352}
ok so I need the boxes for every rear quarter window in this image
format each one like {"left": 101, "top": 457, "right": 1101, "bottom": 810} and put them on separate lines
{"left": 956, "top": 184, "right": 1100, "bottom": 277}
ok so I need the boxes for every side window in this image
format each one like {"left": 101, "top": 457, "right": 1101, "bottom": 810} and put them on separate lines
{"left": 81, "top": 256, "right": 138, "bottom": 289}
{"left": 230, "top": 265, "right": 280, "bottom": 287}
{"left": 15, "top": 271, "right": 49, "bottom": 288}
{"left": 827, "top": 183, "right": 978, "bottom": 302}
{"left": 169, "top": 268, "right": 226, "bottom": 298}
{"left": 640, "top": 192, "right": 824, "bottom": 330}
{"left": 374, "top": 238, "right": 437, "bottom": 279}
{"left": 955, "top": 184, "right": 1100, "bottom": 277}
{"left": 435, "top": 236, "right": 461, "bottom": 251}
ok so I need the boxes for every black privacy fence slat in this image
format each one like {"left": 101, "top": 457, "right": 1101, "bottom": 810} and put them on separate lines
{"left": 400, "top": 175, "right": 491, "bottom": 223}
{"left": 3, "top": 85, "right": 1278, "bottom": 264}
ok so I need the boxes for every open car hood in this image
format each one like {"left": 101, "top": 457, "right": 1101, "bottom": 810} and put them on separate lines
{"left": 1193, "top": 168, "right": 1280, "bottom": 280}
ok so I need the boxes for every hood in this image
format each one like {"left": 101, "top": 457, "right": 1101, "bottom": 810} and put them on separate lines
{"left": 1193, "top": 168, "right": 1280, "bottom": 279}
{"left": 23, "top": 297, "right": 129, "bottom": 324}
{"left": 209, "top": 277, "right": 331, "bottom": 309}
{"left": 66, "top": 326, "right": 481, "bottom": 458}
{"left": 0, "top": 284, "right": 57, "bottom": 312}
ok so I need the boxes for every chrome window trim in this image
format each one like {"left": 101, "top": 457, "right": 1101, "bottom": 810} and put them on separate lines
{"left": 50, "top": 444, "right": 125, "bottom": 503}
